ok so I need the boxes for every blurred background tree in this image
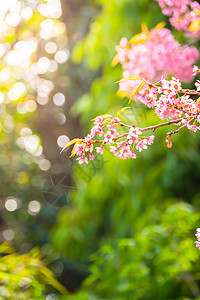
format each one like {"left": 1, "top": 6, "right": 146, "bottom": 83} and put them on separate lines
{"left": 0, "top": 0, "right": 200, "bottom": 299}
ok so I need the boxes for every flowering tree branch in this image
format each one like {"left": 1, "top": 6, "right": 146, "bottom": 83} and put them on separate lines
{"left": 63, "top": 69, "right": 200, "bottom": 164}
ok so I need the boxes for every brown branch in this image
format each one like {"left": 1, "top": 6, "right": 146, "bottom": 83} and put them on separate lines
{"left": 180, "top": 89, "right": 200, "bottom": 96}
{"left": 144, "top": 81, "right": 200, "bottom": 97}
{"left": 92, "top": 117, "right": 188, "bottom": 144}
{"left": 140, "top": 118, "right": 183, "bottom": 132}
{"left": 167, "top": 124, "right": 187, "bottom": 138}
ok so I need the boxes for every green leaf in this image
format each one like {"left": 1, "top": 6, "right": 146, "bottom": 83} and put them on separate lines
{"left": 91, "top": 114, "right": 112, "bottom": 121}
{"left": 196, "top": 97, "right": 200, "bottom": 108}
{"left": 60, "top": 139, "right": 83, "bottom": 153}
{"left": 117, "top": 107, "right": 131, "bottom": 117}
{"left": 111, "top": 53, "right": 119, "bottom": 67}
{"left": 189, "top": 18, "right": 200, "bottom": 33}
{"left": 128, "top": 83, "right": 144, "bottom": 103}
{"left": 116, "top": 75, "right": 141, "bottom": 83}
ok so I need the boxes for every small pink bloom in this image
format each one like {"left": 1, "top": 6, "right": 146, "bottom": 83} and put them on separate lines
{"left": 96, "top": 144, "right": 104, "bottom": 155}
{"left": 129, "top": 149, "right": 136, "bottom": 159}
{"left": 146, "top": 135, "right": 155, "bottom": 145}
{"left": 77, "top": 154, "right": 88, "bottom": 164}
{"left": 195, "top": 80, "right": 200, "bottom": 91}
{"left": 136, "top": 140, "right": 148, "bottom": 152}
{"left": 74, "top": 144, "right": 85, "bottom": 156}
{"left": 94, "top": 116, "right": 104, "bottom": 125}
{"left": 89, "top": 152, "right": 94, "bottom": 160}
{"left": 193, "top": 65, "right": 199, "bottom": 76}
{"left": 90, "top": 125, "right": 103, "bottom": 137}
{"left": 85, "top": 134, "right": 93, "bottom": 143}
{"left": 196, "top": 241, "right": 200, "bottom": 250}
{"left": 110, "top": 146, "right": 118, "bottom": 156}
{"left": 85, "top": 143, "right": 93, "bottom": 152}
{"left": 187, "top": 123, "right": 197, "bottom": 132}
{"left": 127, "top": 133, "right": 138, "bottom": 144}
{"left": 196, "top": 228, "right": 200, "bottom": 241}
{"left": 107, "top": 125, "right": 118, "bottom": 137}
{"left": 119, "top": 37, "right": 128, "bottom": 48}
{"left": 104, "top": 131, "right": 113, "bottom": 144}
{"left": 119, "top": 146, "right": 131, "bottom": 159}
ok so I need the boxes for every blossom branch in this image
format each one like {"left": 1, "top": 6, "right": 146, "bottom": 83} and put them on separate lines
{"left": 65, "top": 66, "right": 200, "bottom": 164}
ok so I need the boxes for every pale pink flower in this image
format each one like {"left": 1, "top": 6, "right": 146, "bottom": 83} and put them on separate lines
{"left": 119, "top": 146, "right": 131, "bottom": 159}
{"left": 193, "top": 65, "right": 199, "bottom": 76}
{"left": 195, "top": 80, "right": 200, "bottom": 91}
{"left": 85, "top": 143, "right": 93, "bottom": 152}
{"left": 104, "top": 131, "right": 113, "bottom": 144}
{"left": 90, "top": 125, "right": 103, "bottom": 137}
{"left": 116, "top": 26, "right": 198, "bottom": 102}
{"left": 187, "top": 123, "right": 197, "bottom": 132}
{"left": 74, "top": 144, "right": 85, "bottom": 156}
{"left": 89, "top": 152, "right": 94, "bottom": 161}
{"left": 129, "top": 127, "right": 142, "bottom": 135}
{"left": 156, "top": 0, "right": 200, "bottom": 37}
{"left": 85, "top": 134, "right": 93, "bottom": 143}
{"left": 170, "top": 77, "right": 182, "bottom": 93}
{"left": 107, "top": 125, "right": 118, "bottom": 137}
{"left": 146, "top": 135, "right": 155, "bottom": 145}
{"left": 110, "top": 146, "right": 118, "bottom": 156}
{"left": 129, "top": 149, "right": 137, "bottom": 159}
{"left": 96, "top": 144, "right": 104, "bottom": 155}
{"left": 77, "top": 154, "right": 88, "bottom": 164}
{"left": 94, "top": 116, "right": 104, "bottom": 125}
{"left": 196, "top": 242, "right": 200, "bottom": 250}
{"left": 195, "top": 228, "right": 200, "bottom": 241}
{"left": 119, "top": 37, "right": 129, "bottom": 48}
{"left": 136, "top": 140, "right": 148, "bottom": 152}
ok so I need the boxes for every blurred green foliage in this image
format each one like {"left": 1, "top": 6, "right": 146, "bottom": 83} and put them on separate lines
{"left": 1, "top": 0, "right": 200, "bottom": 298}
{"left": 0, "top": 243, "right": 68, "bottom": 299}
{"left": 51, "top": 0, "right": 200, "bottom": 298}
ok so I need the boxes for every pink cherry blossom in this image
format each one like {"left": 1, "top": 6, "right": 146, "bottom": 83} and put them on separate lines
{"left": 193, "top": 65, "right": 199, "bottom": 76}
{"left": 96, "top": 144, "right": 104, "bottom": 155}
{"left": 195, "top": 80, "right": 200, "bottom": 91}
{"left": 89, "top": 152, "right": 94, "bottom": 160}
{"left": 156, "top": 0, "right": 200, "bottom": 37}
{"left": 104, "top": 131, "right": 113, "bottom": 144}
{"left": 136, "top": 140, "right": 148, "bottom": 152}
{"left": 195, "top": 228, "right": 200, "bottom": 250}
{"left": 146, "top": 135, "right": 155, "bottom": 145}
{"left": 94, "top": 116, "right": 104, "bottom": 125}
{"left": 110, "top": 146, "right": 119, "bottom": 156}
{"left": 196, "top": 242, "right": 200, "bottom": 250}
{"left": 195, "top": 228, "right": 200, "bottom": 240}
{"left": 77, "top": 154, "right": 88, "bottom": 165}
{"left": 119, "top": 146, "right": 131, "bottom": 159}
{"left": 187, "top": 123, "right": 197, "bottom": 132}
{"left": 90, "top": 125, "right": 103, "bottom": 137}
{"left": 74, "top": 144, "right": 85, "bottom": 156}
{"left": 116, "top": 26, "right": 198, "bottom": 99}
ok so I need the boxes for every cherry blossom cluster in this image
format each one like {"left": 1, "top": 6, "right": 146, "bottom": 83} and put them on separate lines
{"left": 116, "top": 26, "right": 198, "bottom": 98}
{"left": 156, "top": 0, "right": 200, "bottom": 36}
{"left": 137, "top": 74, "right": 200, "bottom": 121}
{"left": 132, "top": 73, "right": 200, "bottom": 147}
{"left": 195, "top": 228, "right": 200, "bottom": 250}
{"left": 65, "top": 66, "right": 200, "bottom": 163}
{"left": 70, "top": 116, "right": 155, "bottom": 164}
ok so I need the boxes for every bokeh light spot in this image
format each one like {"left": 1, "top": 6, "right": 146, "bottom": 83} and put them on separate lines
{"left": 53, "top": 92, "right": 65, "bottom": 106}
{"left": 57, "top": 135, "right": 69, "bottom": 148}
{"left": 28, "top": 200, "right": 41, "bottom": 215}
{"left": 5, "top": 198, "right": 18, "bottom": 212}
